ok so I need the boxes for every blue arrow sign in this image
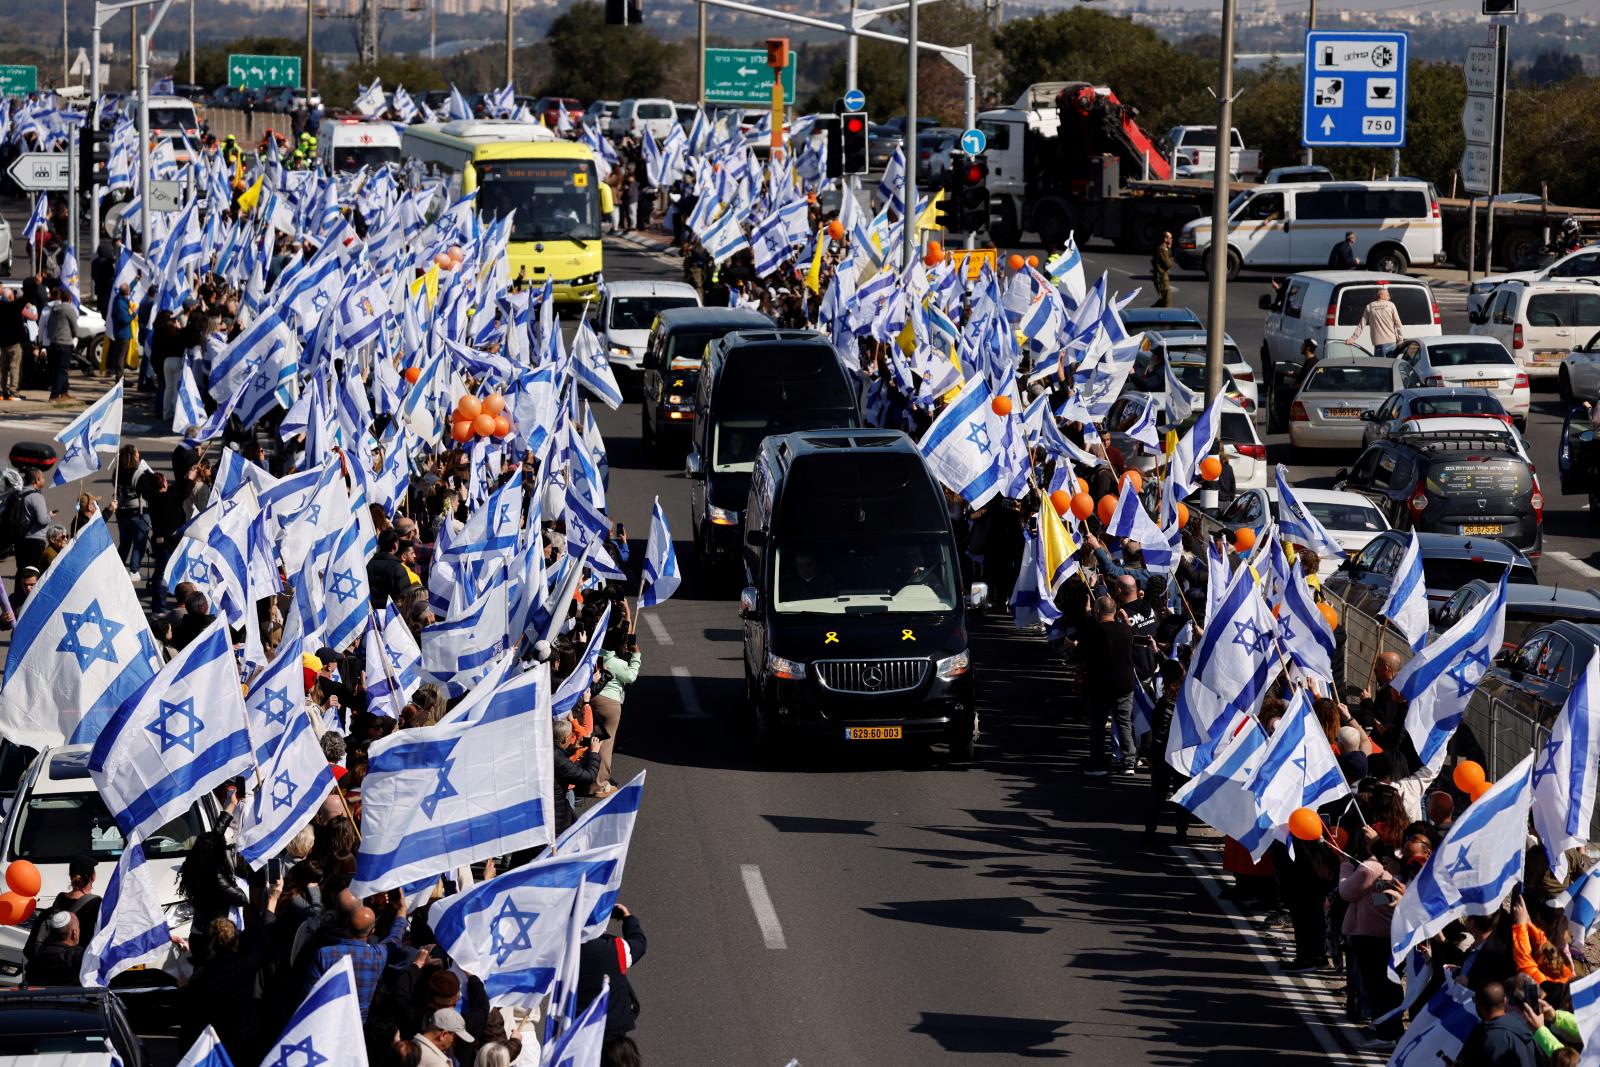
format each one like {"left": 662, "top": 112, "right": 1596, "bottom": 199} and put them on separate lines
{"left": 842, "top": 88, "right": 865, "bottom": 112}
{"left": 1302, "top": 30, "right": 1408, "bottom": 148}
{"left": 960, "top": 127, "right": 986, "bottom": 155}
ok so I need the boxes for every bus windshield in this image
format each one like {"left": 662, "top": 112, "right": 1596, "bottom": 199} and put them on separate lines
{"left": 476, "top": 158, "right": 601, "bottom": 242}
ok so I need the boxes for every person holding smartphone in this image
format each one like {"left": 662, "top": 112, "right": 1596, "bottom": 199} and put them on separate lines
{"left": 588, "top": 606, "right": 641, "bottom": 801}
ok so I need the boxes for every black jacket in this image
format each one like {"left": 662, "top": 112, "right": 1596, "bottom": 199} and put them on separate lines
{"left": 1328, "top": 240, "right": 1359, "bottom": 270}
{"left": 553, "top": 747, "right": 600, "bottom": 837}
{"left": 367, "top": 552, "right": 410, "bottom": 610}
{"left": 1075, "top": 619, "right": 1136, "bottom": 700}
{"left": 25, "top": 939, "right": 85, "bottom": 986}
{"left": 576, "top": 914, "right": 645, "bottom": 1035}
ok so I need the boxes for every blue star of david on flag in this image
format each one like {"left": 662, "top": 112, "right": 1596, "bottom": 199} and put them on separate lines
{"left": 58, "top": 599, "right": 124, "bottom": 669}
{"left": 271, "top": 1035, "right": 327, "bottom": 1067}
{"left": 420, "top": 759, "right": 458, "bottom": 818}
{"left": 1443, "top": 850, "right": 1474, "bottom": 878}
{"left": 146, "top": 697, "right": 204, "bottom": 753}
{"left": 488, "top": 897, "right": 539, "bottom": 965}
{"left": 305, "top": 503, "right": 323, "bottom": 526}
{"left": 261, "top": 686, "right": 295, "bottom": 727}
{"left": 1447, "top": 649, "right": 1490, "bottom": 699}
{"left": 964, "top": 420, "right": 992, "bottom": 456}
{"left": 1231, "top": 618, "right": 1274, "bottom": 655}
{"left": 328, "top": 569, "right": 362, "bottom": 605}
{"left": 1533, "top": 738, "right": 1563, "bottom": 789}
{"left": 271, "top": 768, "right": 298, "bottom": 811}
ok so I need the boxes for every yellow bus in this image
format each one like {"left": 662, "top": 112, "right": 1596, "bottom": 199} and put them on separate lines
{"left": 401, "top": 119, "right": 613, "bottom": 301}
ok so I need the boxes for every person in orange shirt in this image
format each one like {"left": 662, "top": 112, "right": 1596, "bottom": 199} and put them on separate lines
{"left": 1510, "top": 898, "right": 1574, "bottom": 985}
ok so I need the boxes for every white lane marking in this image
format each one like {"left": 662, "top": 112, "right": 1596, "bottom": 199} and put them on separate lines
{"left": 669, "top": 665, "right": 711, "bottom": 719}
{"left": 1173, "top": 845, "right": 1370, "bottom": 1063}
{"left": 643, "top": 611, "right": 673, "bottom": 645}
{"left": 1545, "top": 550, "right": 1600, "bottom": 581}
{"left": 740, "top": 864, "right": 788, "bottom": 949}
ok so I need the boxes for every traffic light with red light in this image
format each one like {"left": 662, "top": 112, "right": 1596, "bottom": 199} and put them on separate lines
{"left": 944, "top": 151, "right": 990, "bottom": 234}
{"left": 817, "top": 116, "right": 842, "bottom": 180}
{"left": 841, "top": 111, "right": 869, "bottom": 175}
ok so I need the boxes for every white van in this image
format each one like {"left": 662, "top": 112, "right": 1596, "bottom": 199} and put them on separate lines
{"left": 1260, "top": 271, "right": 1441, "bottom": 384}
{"left": 1176, "top": 180, "right": 1443, "bottom": 279}
{"left": 1469, "top": 279, "right": 1600, "bottom": 380}
{"left": 609, "top": 98, "right": 676, "bottom": 142}
{"left": 320, "top": 118, "right": 403, "bottom": 173}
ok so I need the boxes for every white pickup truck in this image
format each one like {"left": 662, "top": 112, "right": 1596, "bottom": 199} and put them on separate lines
{"left": 1165, "top": 125, "right": 1262, "bottom": 182}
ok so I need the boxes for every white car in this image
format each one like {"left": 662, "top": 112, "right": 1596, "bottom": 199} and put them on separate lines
{"left": 1469, "top": 279, "right": 1600, "bottom": 381}
{"left": 0, "top": 216, "right": 12, "bottom": 273}
{"left": 0, "top": 746, "right": 214, "bottom": 984}
{"left": 1395, "top": 335, "right": 1528, "bottom": 427}
{"left": 599, "top": 280, "right": 702, "bottom": 372}
{"left": 1106, "top": 394, "right": 1266, "bottom": 490}
{"left": 1466, "top": 243, "right": 1600, "bottom": 317}
{"left": 1137, "top": 329, "right": 1258, "bottom": 412}
{"left": 1557, "top": 327, "right": 1600, "bottom": 405}
{"left": 1218, "top": 487, "right": 1390, "bottom": 577}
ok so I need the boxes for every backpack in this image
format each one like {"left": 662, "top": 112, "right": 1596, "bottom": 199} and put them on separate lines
{"left": 0, "top": 488, "right": 38, "bottom": 560}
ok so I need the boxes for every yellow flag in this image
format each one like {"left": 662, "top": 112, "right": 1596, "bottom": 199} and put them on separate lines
{"left": 896, "top": 316, "right": 916, "bottom": 358}
{"left": 1163, "top": 428, "right": 1179, "bottom": 457}
{"left": 409, "top": 263, "right": 440, "bottom": 310}
{"left": 804, "top": 225, "right": 826, "bottom": 294}
{"left": 916, "top": 189, "right": 944, "bottom": 232}
{"left": 236, "top": 175, "right": 264, "bottom": 213}
{"left": 1039, "top": 496, "right": 1078, "bottom": 591}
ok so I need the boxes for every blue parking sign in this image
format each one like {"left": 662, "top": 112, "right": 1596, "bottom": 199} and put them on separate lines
{"left": 1301, "top": 31, "right": 1408, "bottom": 148}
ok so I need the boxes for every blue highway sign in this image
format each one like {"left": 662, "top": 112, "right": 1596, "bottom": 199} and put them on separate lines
{"left": 1301, "top": 30, "right": 1408, "bottom": 148}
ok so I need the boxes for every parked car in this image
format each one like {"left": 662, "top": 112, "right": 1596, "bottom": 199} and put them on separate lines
{"left": 533, "top": 96, "right": 584, "bottom": 129}
{"left": 1217, "top": 486, "right": 1390, "bottom": 577}
{"left": 610, "top": 98, "right": 676, "bottom": 141}
{"left": 915, "top": 127, "right": 961, "bottom": 183}
{"left": 1165, "top": 125, "right": 1262, "bottom": 182}
{"left": 1106, "top": 394, "right": 1266, "bottom": 490}
{"left": 582, "top": 99, "right": 619, "bottom": 130}
{"left": 1288, "top": 356, "right": 1422, "bottom": 452}
{"left": 1466, "top": 242, "right": 1600, "bottom": 317}
{"left": 1469, "top": 279, "right": 1600, "bottom": 382}
{"left": 1132, "top": 329, "right": 1257, "bottom": 411}
{"left": 1263, "top": 165, "right": 1334, "bottom": 184}
{"left": 599, "top": 279, "right": 702, "bottom": 374}
{"left": 867, "top": 123, "right": 902, "bottom": 172}
{"left": 1260, "top": 271, "right": 1441, "bottom": 388}
{"left": 1392, "top": 336, "right": 1528, "bottom": 427}
{"left": 1359, "top": 386, "right": 1515, "bottom": 448}
{"left": 1433, "top": 580, "right": 1600, "bottom": 651}
{"left": 1119, "top": 306, "right": 1204, "bottom": 334}
{"left": 1558, "top": 328, "right": 1600, "bottom": 405}
{"left": 1323, "top": 530, "right": 1537, "bottom": 618}
{"left": 0, "top": 988, "right": 146, "bottom": 1067}
{"left": 1333, "top": 430, "right": 1543, "bottom": 559}
{"left": 171, "top": 83, "right": 208, "bottom": 102}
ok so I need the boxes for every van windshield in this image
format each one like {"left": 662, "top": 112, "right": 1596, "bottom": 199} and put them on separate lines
{"left": 11, "top": 791, "right": 204, "bottom": 863}
{"left": 609, "top": 296, "right": 698, "bottom": 332}
{"left": 710, "top": 348, "right": 858, "bottom": 472}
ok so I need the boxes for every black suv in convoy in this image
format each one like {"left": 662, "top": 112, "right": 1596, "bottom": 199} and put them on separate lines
{"left": 1323, "top": 530, "right": 1538, "bottom": 615}
{"left": 638, "top": 307, "right": 773, "bottom": 454}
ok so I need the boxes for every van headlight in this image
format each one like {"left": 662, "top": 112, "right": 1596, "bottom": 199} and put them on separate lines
{"left": 609, "top": 345, "right": 632, "bottom": 358}
{"left": 936, "top": 650, "right": 970, "bottom": 679}
{"left": 766, "top": 652, "right": 807, "bottom": 681}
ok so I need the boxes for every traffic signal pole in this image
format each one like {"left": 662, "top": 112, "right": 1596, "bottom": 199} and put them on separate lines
{"left": 90, "top": 0, "right": 155, "bottom": 254}
{"left": 1203, "top": 0, "right": 1237, "bottom": 512}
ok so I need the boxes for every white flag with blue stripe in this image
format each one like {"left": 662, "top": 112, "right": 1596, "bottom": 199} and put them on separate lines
{"left": 1104, "top": 479, "right": 1176, "bottom": 573}
{"left": 541, "top": 977, "right": 608, "bottom": 1067}
{"left": 238, "top": 706, "right": 336, "bottom": 870}
{"left": 1045, "top": 234, "right": 1086, "bottom": 307}
{"left": 260, "top": 956, "right": 368, "bottom": 1067}
{"left": 172, "top": 360, "right": 207, "bottom": 435}
{"left": 552, "top": 770, "right": 644, "bottom": 940}
{"left": 245, "top": 638, "right": 308, "bottom": 765}
{"left": 1239, "top": 689, "right": 1350, "bottom": 861}
{"left": 1379, "top": 531, "right": 1429, "bottom": 651}
{"left": 1170, "top": 397, "right": 1222, "bottom": 501}
{"left": 78, "top": 842, "right": 173, "bottom": 986}
{"left": 1389, "top": 752, "right": 1534, "bottom": 966}
{"left": 1552, "top": 864, "right": 1600, "bottom": 943}
{"left": 88, "top": 621, "right": 253, "bottom": 842}
{"left": 572, "top": 319, "right": 624, "bottom": 411}
{"left": 421, "top": 575, "right": 510, "bottom": 697}
{"left": 552, "top": 604, "right": 611, "bottom": 718}
{"left": 52, "top": 381, "right": 123, "bottom": 485}
{"left": 1172, "top": 716, "right": 1268, "bottom": 841}
{"left": 640, "top": 497, "right": 680, "bottom": 608}
{"left": 1278, "top": 557, "right": 1337, "bottom": 685}
{"left": 1397, "top": 571, "right": 1506, "bottom": 775}
{"left": 366, "top": 605, "right": 422, "bottom": 719}
{"left": 1387, "top": 978, "right": 1478, "bottom": 1067}
{"left": 175, "top": 1028, "right": 234, "bottom": 1067}
{"left": 0, "top": 515, "right": 162, "bottom": 748}
{"left": 1274, "top": 465, "right": 1346, "bottom": 561}
{"left": 1531, "top": 648, "right": 1600, "bottom": 881}
{"left": 918, "top": 374, "right": 1004, "bottom": 508}
{"left": 350, "top": 662, "right": 553, "bottom": 897}
{"left": 442, "top": 469, "right": 523, "bottom": 563}
{"left": 320, "top": 515, "right": 373, "bottom": 653}
{"left": 1191, "top": 560, "right": 1278, "bottom": 724}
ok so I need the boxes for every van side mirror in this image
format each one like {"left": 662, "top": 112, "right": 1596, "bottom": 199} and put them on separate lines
{"left": 685, "top": 451, "right": 702, "bottom": 479}
{"left": 968, "top": 582, "right": 989, "bottom": 610}
{"left": 739, "top": 586, "right": 760, "bottom": 620}
{"left": 1258, "top": 294, "right": 1273, "bottom": 311}
{"left": 1494, "top": 647, "right": 1517, "bottom": 669}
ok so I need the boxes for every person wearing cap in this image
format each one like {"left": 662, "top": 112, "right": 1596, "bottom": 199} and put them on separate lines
{"left": 25, "top": 910, "right": 85, "bottom": 985}
{"left": 576, "top": 903, "right": 646, "bottom": 1038}
{"left": 413, "top": 1008, "right": 475, "bottom": 1067}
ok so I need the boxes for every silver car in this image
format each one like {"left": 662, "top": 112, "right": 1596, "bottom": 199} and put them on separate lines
{"left": 1288, "top": 355, "right": 1422, "bottom": 453}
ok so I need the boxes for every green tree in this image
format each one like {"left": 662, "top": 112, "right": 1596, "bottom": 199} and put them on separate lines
{"left": 1521, "top": 50, "right": 1584, "bottom": 88}
{"left": 538, "top": 0, "right": 685, "bottom": 101}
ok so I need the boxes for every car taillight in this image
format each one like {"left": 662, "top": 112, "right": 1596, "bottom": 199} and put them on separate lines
{"left": 1409, "top": 489, "right": 1429, "bottom": 517}
{"left": 1513, "top": 323, "right": 1524, "bottom": 350}
{"left": 1425, "top": 375, "right": 1445, "bottom": 387}
{"left": 1532, "top": 476, "right": 1544, "bottom": 522}
{"left": 1431, "top": 198, "right": 1440, "bottom": 219}
{"left": 1234, "top": 370, "right": 1254, "bottom": 382}
{"left": 1432, "top": 302, "right": 1441, "bottom": 326}
{"left": 1236, "top": 443, "right": 1266, "bottom": 459}
{"left": 1514, "top": 372, "right": 1529, "bottom": 389}
{"left": 1290, "top": 401, "right": 1309, "bottom": 422}
{"left": 1326, "top": 305, "right": 1336, "bottom": 327}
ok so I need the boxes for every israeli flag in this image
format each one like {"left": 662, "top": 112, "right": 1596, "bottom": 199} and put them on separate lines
{"left": 442, "top": 468, "right": 523, "bottom": 563}
{"left": 1009, "top": 532, "right": 1065, "bottom": 630}
{"left": 918, "top": 374, "right": 1004, "bottom": 509}
{"left": 1273, "top": 466, "right": 1345, "bottom": 561}
{"left": 245, "top": 637, "right": 308, "bottom": 766}
{"left": 51, "top": 381, "right": 123, "bottom": 486}
{"left": 552, "top": 770, "right": 644, "bottom": 939}
{"left": 422, "top": 576, "right": 510, "bottom": 697}
{"left": 699, "top": 205, "right": 749, "bottom": 265}
{"left": 431, "top": 849, "right": 613, "bottom": 1009}
{"left": 172, "top": 361, "right": 207, "bottom": 435}
{"left": 391, "top": 85, "right": 418, "bottom": 124}
{"left": 1397, "top": 571, "right": 1506, "bottom": 774}
{"left": 366, "top": 606, "right": 422, "bottom": 719}
{"left": 0, "top": 515, "right": 162, "bottom": 748}
{"left": 1389, "top": 753, "right": 1534, "bottom": 966}
{"left": 552, "top": 604, "right": 611, "bottom": 718}
{"left": 353, "top": 80, "right": 385, "bottom": 118}
{"left": 260, "top": 956, "right": 369, "bottom": 1067}
{"left": 60, "top": 245, "right": 81, "bottom": 308}
{"left": 1387, "top": 979, "right": 1478, "bottom": 1067}
{"left": 21, "top": 193, "right": 48, "bottom": 244}
{"left": 1104, "top": 479, "right": 1176, "bottom": 574}
{"left": 1191, "top": 561, "right": 1278, "bottom": 725}
{"left": 571, "top": 319, "right": 624, "bottom": 411}
{"left": 1123, "top": 395, "right": 1160, "bottom": 453}
{"left": 639, "top": 496, "right": 681, "bottom": 607}
{"left": 1172, "top": 716, "right": 1268, "bottom": 841}
{"left": 1170, "top": 397, "right": 1222, "bottom": 500}
{"left": 1238, "top": 689, "right": 1350, "bottom": 861}
{"left": 541, "top": 978, "right": 608, "bottom": 1067}
{"left": 1552, "top": 864, "right": 1600, "bottom": 944}
{"left": 175, "top": 1028, "right": 234, "bottom": 1067}
{"left": 350, "top": 662, "right": 553, "bottom": 896}
{"left": 88, "top": 621, "right": 254, "bottom": 842}
{"left": 321, "top": 515, "right": 373, "bottom": 653}
{"left": 238, "top": 706, "right": 336, "bottom": 870}
{"left": 1531, "top": 648, "right": 1600, "bottom": 880}
{"left": 1378, "top": 531, "right": 1429, "bottom": 651}
{"left": 78, "top": 842, "right": 173, "bottom": 987}
{"left": 1278, "top": 557, "right": 1336, "bottom": 685}
{"left": 1045, "top": 234, "right": 1087, "bottom": 308}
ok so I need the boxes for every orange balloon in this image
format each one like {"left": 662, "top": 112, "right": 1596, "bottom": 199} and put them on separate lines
{"left": 472, "top": 413, "right": 497, "bottom": 437}
{"left": 926, "top": 239, "right": 943, "bottom": 259}
{"left": 1074, "top": 478, "right": 1088, "bottom": 495}
{"left": 447, "top": 244, "right": 464, "bottom": 262}
{"left": 1070, "top": 492, "right": 1095, "bottom": 521}
{"left": 5, "top": 861, "right": 39, "bottom": 898}
{"left": 1026, "top": 255, "right": 1039, "bottom": 269}
{"left": 493, "top": 415, "right": 511, "bottom": 437}
{"left": 1332, "top": 826, "right": 1350, "bottom": 851}
{"left": 1468, "top": 780, "right": 1493, "bottom": 801}
{"left": 1288, "top": 807, "right": 1323, "bottom": 841}
{"left": 1318, "top": 602, "right": 1340, "bottom": 630}
{"left": 1097, "top": 494, "right": 1118, "bottom": 524}
{"left": 482, "top": 394, "right": 506, "bottom": 417}
{"left": 0, "top": 893, "right": 26, "bottom": 926}
{"left": 458, "top": 395, "right": 483, "bottom": 420}
{"left": 1007, "top": 253, "right": 1024, "bottom": 271}
{"left": 991, "top": 396, "right": 1012, "bottom": 417}
{"left": 403, "top": 366, "right": 422, "bottom": 385}
{"left": 435, "top": 252, "right": 453, "bottom": 269}
{"left": 923, "top": 250, "right": 942, "bottom": 267}
{"left": 450, "top": 420, "right": 474, "bottom": 443}
{"left": 828, "top": 220, "right": 845, "bottom": 240}
{"left": 1199, "top": 455, "right": 1223, "bottom": 481}
{"left": 1233, "top": 527, "right": 1257, "bottom": 553}
{"left": 1049, "top": 489, "right": 1072, "bottom": 517}
{"left": 1175, "top": 502, "right": 1190, "bottom": 527}
{"left": 1120, "top": 469, "right": 1143, "bottom": 493}
{"left": 1452, "top": 760, "right": 1486, "bottom": 793}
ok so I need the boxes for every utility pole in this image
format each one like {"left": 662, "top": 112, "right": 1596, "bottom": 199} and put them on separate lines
{"left": 129, "top": 8, "right": 136, "bottom": 90}
{"left": 139, "top": 0, "right": 176, "bottom": 254}
{"left": 903, "top": 0, "right": 917, "bottom": 268}
{"left": 504, "top": 0, "right": 513, "bottom": 87}
{"left": 1302, "top": 0, "right": 1316, "bottom": 166}
{"left": 62, "top": 0, "right": 69, "bottom": 88}
{"left": 1203, "top": 0, "right": 1237, "bottom": 512}
{"left": 306, "top": 0, "right": 314, "bottom": 93}
{"left": 696, "top": 1, "right": 706, "bottom": 106}
{"left": 429, "top": 0, "right": 435, "bottom": 60}
{"left": 846, "top": 0, "right": 857, "bottom": 94}
{"left": 366, "top": 0, "right": 378, "bottom": 68}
